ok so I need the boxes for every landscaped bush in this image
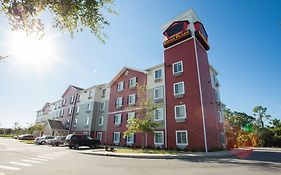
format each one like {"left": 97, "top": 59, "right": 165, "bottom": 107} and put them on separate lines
{"left": 0, "top": 134, "right": 14, "bottom": 138}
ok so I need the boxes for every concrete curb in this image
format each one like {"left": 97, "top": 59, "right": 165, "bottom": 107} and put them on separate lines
{"left": 81, "top": 149, "right": 252, "bottom": 159}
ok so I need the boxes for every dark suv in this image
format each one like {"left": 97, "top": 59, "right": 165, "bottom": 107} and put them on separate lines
{"left": 65, "top": 134, "right": 100, "bottom": 149}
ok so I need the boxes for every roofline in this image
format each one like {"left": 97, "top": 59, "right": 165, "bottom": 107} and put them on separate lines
{"left": 61, "top": 85, "right": 84, "bottom": 98}
{"left": 78, "top": 83, "right": 109, "bottom": 93}
{"left": 109, "top": 66, "right": 148, "bottom": 86}
{"left": 145, "top": 63, "right": 164, "bottom": 71}
{"left": 209, "top": 65, "right": 219, "bottom": 75}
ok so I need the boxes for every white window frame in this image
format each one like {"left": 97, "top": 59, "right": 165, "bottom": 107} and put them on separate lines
{"left": 174, "top": 104, "right": 187, "bottom": 119}
{"left": 127, "top": 112, "right": 135, "bottom": 123}
{"left": 85, "top": 117, "right": 89, "bottom": 126}
{"left": 126, "top": 134, "right": 134, "bottom": 144}
{"left": 173, "top": 81, "right": 185, "bottom": 96}
{"left": 117, "top": 82, "right": 124, "bottom": 92}
{"left": 60, "top": 109, "right": 64, "bottom": 116}
{"left": 154, "top": 108, "right": 164, "bottom": 121}
{"left": 98, "top": 116, "right": 103, "bottom": 126}
{"left": 70, "top": 95, "right": 75, "bottom": 103}
{"left": 88, "top": 91, "right": 93, "bottom": 98}
{"left": 154, "top": 87, "right": 163, "bottom": 100}
{"left": 115, "top": 97, "right": 123, "bottom": 107}
{"left": 68, "top": 107, "right": 72, "bottom": 115}
{"left": 154, "top": 131, "right": 164, "bottom": 145}
{"left": 154, "top": 69, "right": 162, "bottom": 80}
{"left": 100, "top": 102, "right": 105, "bottom": 110}
{"left": 128, "top": 94, "right": 136, "bottom": 105}
{"left": 218, "top": 111, "right": 223, "bottom": 123}
{"left": 176, "top": 130, "right": 188, "bottom": 146}
{"left": 220, "top": 132, "right": 225, "bottom": 144}
{"left": 76, "top": 106, "right": 80, "bottom": 114}
{"left": 129, "top": 77, "right": 137, "bottom": 88}
{"left": 113, "top": 132, "right": 121, "bottom": 143}
{"left": 101, "top": 88, "right": 106, "bottom": 97}
{"left": 172, "top": 61, "right": 183, "bottom": 75}
{"left": 114, "top": 114, "right": 122, "bottom": 125}
{"left": 97, "top": 132, "right": 102, "bottom": 141}
{"left": 62, "top": 98, "right": 66, "bottom": 105}
{"left": 87, "top": 103, "right": 91, "bottom": 111}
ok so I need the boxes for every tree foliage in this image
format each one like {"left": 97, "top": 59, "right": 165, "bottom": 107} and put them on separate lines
{"left": 0, "top": 0, "right": 116, "bottom": 41}
{"left": 253, "top": 106, "right": 271, "bottom": 128}
{"left": 124, "top": 85, "right": 159, "bottom": 149}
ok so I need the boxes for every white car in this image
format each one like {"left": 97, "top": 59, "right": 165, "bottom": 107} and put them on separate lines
{"left": 34, "top": 135, "right": 55, "bottom": 145}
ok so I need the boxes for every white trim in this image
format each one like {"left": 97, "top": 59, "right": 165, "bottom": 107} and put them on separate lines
{"left": 115, "top": 97, "right": 123, "bottom": 107}
{"left": 117, "top": 81, "right": 124, "bottom": 92}
{"left": 108, "top": 107, "right": 141, "bottom": 115}
{"left": 174, "top": 104, "right": 187, "bottom": 119}
{"left": 172, "top": 61, "right": 183, "bottom": 75}
{"left": 127, "top": 112, "right": 135, "bottom": 122}
{"left": 176, "top": 130, "right": 188, "bottom": 146}
{"left": 154, "top": 87, "right": 163, "bottom": 100}
{"left": 154, "top": 108, "right": 164, "bottom": 121}
{"left": 164, "top": 37, "right": 194, "bottom": 50}
{"left": 126, "top": 134, "right": 134, "bottom": 144}
{"left": 154, "top": 131, "right": 164, "bottom": 145}
{"left": 128, "top": 94, "right": 136, "bottom": 105}
{"left": 194, "top": 38, "right": 208, "bottom": 152}
{"left": 154, "top": 68, "right": 162, "bottom": 80}
{"left": 85, "top": 117, "right": 89, "bottom": 126}
{"left": 113, "top": 132, "right": 121, "bottom": 143}
{"left": 98, "top": 116, "right": 103, "bottom": 126}
{"left": 173, "top": 81, "right": 185, "bottom": 96}
{"left": 129, "top": 77, "right": 137, "bottom": 88}
{"left": 97, "top": 132, "right": 102, "bottom": 141}
{"left": 114, "top": 114, "right": 122, "bottom": 125}
{"left": 100, "top": 102, "right": 105, "bottom": 110}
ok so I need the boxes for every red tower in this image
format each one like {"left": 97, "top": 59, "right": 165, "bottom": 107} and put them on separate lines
{"left": 162, "top": 9, "right": 224, "bottom": 151}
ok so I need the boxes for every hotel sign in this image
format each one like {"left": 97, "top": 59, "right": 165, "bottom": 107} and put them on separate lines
{"left": 163, "top": 20, "right": 192, "bottom": 48}
{"left": 194, "top": 21, "right": 210, "bottom": 50}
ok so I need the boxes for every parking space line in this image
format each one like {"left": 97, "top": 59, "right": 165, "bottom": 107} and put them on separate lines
{"left": 10, "top": 162, "right": 32, "bottom": 167}
{"left": 37, "top": 156, "right": 55, "bottom": 159}
{"left": 21, "top": 159, "right": 42, "bottom": 164}
{"left": 0, "top": 165, "right": 21, "bottom": 171}
{"left": 29, "top": 157, "right": 49, "bottom": 161}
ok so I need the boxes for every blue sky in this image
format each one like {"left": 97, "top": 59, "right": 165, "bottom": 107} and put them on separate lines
{"left": 0, "top": 0, "right": 280, "bottom": 128}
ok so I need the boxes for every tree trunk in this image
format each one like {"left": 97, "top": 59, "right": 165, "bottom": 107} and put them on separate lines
{"left": 141, "top": 134, "right": 144, "bottom": 150}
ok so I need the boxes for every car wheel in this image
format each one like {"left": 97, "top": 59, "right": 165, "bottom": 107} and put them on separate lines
{"left": 74, "top": 144, "right": 79, "bottom": 150}
{"left": 41, "top": 141, "right": 46, "bottom": 145}
{"left": 69, "top": 146, "right": 73, "bottom": 149}
{"left": 56, "top": 143, "right": 59, "bottom": 146}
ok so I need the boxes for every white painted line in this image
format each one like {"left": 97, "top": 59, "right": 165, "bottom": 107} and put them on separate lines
{"left": 21, "top": 159, "right": 41, "bottom": 164}
{"left": 10, "top": 162, "right": 32, "bottom": 167}
{"left": 29, "top": 157, "right": 48, "bottom": 161}
{"left": 0, "top": 165, "right": 21, "bottom": 171}
{"left": 37, "top": 156, "right": 55, "bottom": 159}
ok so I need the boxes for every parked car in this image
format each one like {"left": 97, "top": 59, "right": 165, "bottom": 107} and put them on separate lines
{"left": 34, "top": 135, "right": 55, "bottom": 145}
{"left": 46, "top": 136, "right": 66, "bottom": 146}
{"left": 65, "top": 134, "right": 100, "bottom": 149}
{"left": 18, "top": 134, "right": 35, "bottom": 140}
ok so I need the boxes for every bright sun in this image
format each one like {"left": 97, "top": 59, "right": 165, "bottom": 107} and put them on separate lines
{"left": 7, "top": 31, "right": 59, "bottom": 73}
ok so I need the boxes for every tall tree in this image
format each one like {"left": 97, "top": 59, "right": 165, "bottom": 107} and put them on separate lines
{"left": 253, "top": 106, "right": 271, "bottom": 128}
{"left": 124, "top": 85, "right": 159, "bottom": 149}
{"left": 0, "top": 0, "right": 117, "bottom": 42}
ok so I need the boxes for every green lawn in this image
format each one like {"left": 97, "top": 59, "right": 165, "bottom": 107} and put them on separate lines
{"left": 19, "top": 140, "right": 35, "bottom": 144}
{"left": 115, "top": 148, "right": 184, "bottom": 154}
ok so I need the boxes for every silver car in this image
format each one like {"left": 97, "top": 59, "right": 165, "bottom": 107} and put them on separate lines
{"left": 34, "top": 135, "right": 55, "bottom": 145}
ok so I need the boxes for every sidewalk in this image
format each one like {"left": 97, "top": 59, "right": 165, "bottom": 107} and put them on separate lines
{"left": 79, "top": 147, "right": 252, "bottom": 159}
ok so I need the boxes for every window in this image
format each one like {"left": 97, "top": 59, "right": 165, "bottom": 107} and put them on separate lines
{"left": 76, "top": 106, "right": 80, "bottom": 114}
{"left": 101, "top": 88, "right": 106, "bottom": 97}
{"left": 220, "top": 132, "right": 225, "bottom": 144}
{"left": 128, "top": 94, "right": 136, "bottom": 105}
{"left": 74, "top": 119, "right": 78, "bottom": 127}
{"left": 114, "top": 114, "right": 122, "bottom": 125}
{"left": 126, "top": 134, "right": 134, "bottom": 144}
{"left": 88, "top": 91, "right": 93, "bottom": 98}
{"left": 85, "top": 117, "right": 89, "bottom": 126}
{"left": 176, "top": 130, "right": 188, "bottom": 145}
{"left": 70, "top": 95, "right": 75, "bottom": 103}
{"left": 77, "top": 94, "right": 80, "bottom": 102}
{"left": 218, "top": 111, "right": 223, "bottom": 123}
{"left": 174, "top": 105, "right": 186, "bottom": 119}
{"left": 113, "top": 132, "right": 121, "bottom": 143}
{"left": 68, "top": 107, "right": 72, "bottom": 115}
{"left": 98, "top": 116, "right": 103, "bottom": 125}
{"left": 100, "top": 102, "right": 105, "bottom": 110}
{"left": 129, "top": 77, "right": 137, "bottom": 88}
{"left": 154, "top": 108, "right": 164, "bottom": 121}
{"left": 87, "top": 103, "right": 91, "bottom": 111}
{"left": 174, "top": 81, "right": 185, "bottom": 96}
{"left": 127, "top": 112, "right": 135, "bottom": 123}
{"left": 155, "top": 69, "right": 162, "bottom": 80}
{"left": 117, "top": 82, "right": 124, "bottom": 92}
{"left": 60, "top": 109, "right": 64, "bottom": 116}
{"left": 154, "top": 87, "right": 163, "bottom": 100}
{"left": 115, "top": 97, "right": 123, "bottom": 107}
{"left": 97, "top": 132, "right": 102, "bottom": 141}
{"left": 214, "top": 90, "right": 220, "bottom": 102}
{"left": 172, "top": 61, "right": 183, "bottom": 75}
{"left": 62, "top": 99, "right": 66, "bottom": 106}
{"left": 154, "top": 131, "right": 164, "bottom": 145}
